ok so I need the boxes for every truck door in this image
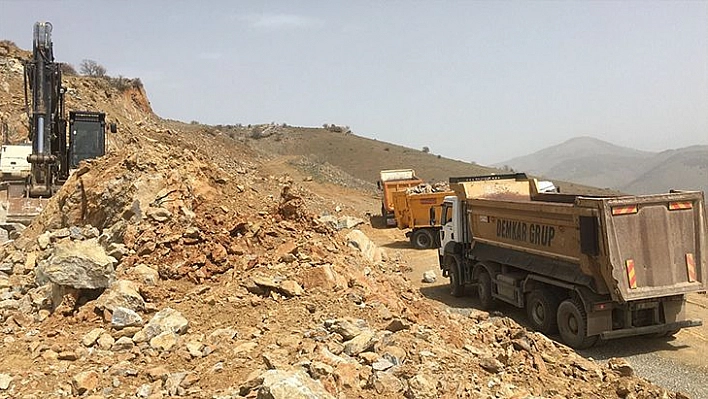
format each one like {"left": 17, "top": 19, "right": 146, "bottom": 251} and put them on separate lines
{"left": 439, "top": 196, "right": 458, "bottom": 254}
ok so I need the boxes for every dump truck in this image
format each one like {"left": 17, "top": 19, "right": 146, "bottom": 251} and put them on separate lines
{"left": 392, "top": 189, "right": 454, "bottom": 249}
{"left": 438, "top": 173, "right": 706, "bottom": 348}
{"left": 378, "top": 169, "right": 423, "bottom": 226}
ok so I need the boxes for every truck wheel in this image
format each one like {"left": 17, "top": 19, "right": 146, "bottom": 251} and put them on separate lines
{"left": 411, "top": 229, "right": 434, "bottom": 249}
{"left": 446, "top": 256, "right": 465, "bottom": 297}
{"left": 476, "top": 270, "right": 494, "bottom": 310}
{"left": 526, "top": 290, "right": 560, "bottom": 335}
{"left": 557, "top": 299, "right": 598, "bottom": 349}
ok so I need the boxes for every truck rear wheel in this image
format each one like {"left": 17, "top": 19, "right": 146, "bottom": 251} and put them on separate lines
{"left": 476, "top": 270, "right": 494, "bottom": 310}
{"left": 411, "top": 229, "right": 434, "bottom": 249}
{"left": 557, "top": 299, "right": 598, "bottom": 349}
{"left": 526, "top": 290, "right": 560, "bottom": 335}
{"left": 446, "top": 255, "right": 465, "bottom": 297}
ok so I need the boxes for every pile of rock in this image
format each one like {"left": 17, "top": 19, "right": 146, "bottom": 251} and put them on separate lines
{"left": 406, "top": 182, "right": 450, "bottom": 194}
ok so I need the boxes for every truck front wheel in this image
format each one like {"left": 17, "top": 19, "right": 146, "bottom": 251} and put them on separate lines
{"left": 557, "top": 299, "right": 598, "bottom": 349}
{"left": 446, "top": 256, "right": 465, "bottom": 297}
{"left": 526, "top": 290, "right": 560, "bottom": 335}
{"left": 411, "top": 229, "right": 434, "bottom": 249}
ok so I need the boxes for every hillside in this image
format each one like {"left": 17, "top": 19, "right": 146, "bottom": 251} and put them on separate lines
{"left": 623, "top": 146, "right": 708, "bottom": 194}
{"left": 206, "top": 125, "right": 617, "bottom": 196}
{"left": 0, "top": 40, "right": 691, "bottom": 398}
{"left": 496, "top": 137, "right": 708, "bottom": 194}
{"left": 220, "top": 124, "right": 500, "bottom": 185}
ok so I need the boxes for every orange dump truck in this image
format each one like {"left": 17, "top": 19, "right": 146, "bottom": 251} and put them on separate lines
{"left": 378, "top": 169, "right": 423, "bottom": 226}
{"left": 392, "top": 189, "right": 454, "bottom": 249}
{"left": 438, "top": 173, "right": 706, "bottom": 348}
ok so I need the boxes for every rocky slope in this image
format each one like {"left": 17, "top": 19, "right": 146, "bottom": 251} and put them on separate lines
{"left": 0, "top": 40, "right": 691, "bottom": 398}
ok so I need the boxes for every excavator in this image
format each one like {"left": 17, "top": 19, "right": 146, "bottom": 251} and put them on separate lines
{"left": 0, "top": 21, "right": 111, "bottom": 224}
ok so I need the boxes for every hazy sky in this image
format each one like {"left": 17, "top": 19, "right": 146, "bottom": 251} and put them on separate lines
{"left": 1, "top": 1, "right": 706, "bottom": 164}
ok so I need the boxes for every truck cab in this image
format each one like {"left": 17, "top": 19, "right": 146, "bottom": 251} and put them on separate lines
{"left": 438, "top": 195, "right": 461, "bottom": 259}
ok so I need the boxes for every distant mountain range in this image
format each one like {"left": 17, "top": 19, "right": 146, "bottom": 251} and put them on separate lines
{"left": 495, "top": 137, "right": 708, "bottom": 195}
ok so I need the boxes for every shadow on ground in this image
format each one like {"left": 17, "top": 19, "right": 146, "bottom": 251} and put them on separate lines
{"left": 418, "top": 283, "right": 687, "bottom": 357}
{"left": 381, "top": 241, "right": 412, "bottom": 250}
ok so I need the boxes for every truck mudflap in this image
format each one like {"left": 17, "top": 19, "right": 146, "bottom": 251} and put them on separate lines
{"left": 600, "top": 319, "right": 702, "bottom": 340}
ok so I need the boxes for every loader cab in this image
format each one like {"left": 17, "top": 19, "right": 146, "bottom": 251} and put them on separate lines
{"left": 438, "top": 195, "right": 460, "bottom": 255}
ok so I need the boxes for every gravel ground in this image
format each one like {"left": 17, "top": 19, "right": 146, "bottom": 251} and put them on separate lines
{"left": 579, "top": 337, "right": 708, "bottom": 399}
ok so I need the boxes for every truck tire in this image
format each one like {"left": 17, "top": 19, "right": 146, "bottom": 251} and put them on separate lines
{"left": 525, "top": 290, "right": 560, "bottom": 335}
{"left": 411, "top": 229, "right": 434, "bottom": 249}
{"left": 476, "top": 270, "right": 494, "bottom": 310}
{"left": 446, "top": 255, "right": 465, "bottom": 297}
{"left": 557, "top": 299, "right": 598, "bottom": 349}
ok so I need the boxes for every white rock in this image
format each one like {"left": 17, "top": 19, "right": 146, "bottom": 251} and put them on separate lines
{"left": 0, "top": 373, "right": 12, "bottom": 390}
{"left": 422, "top": 270, "right": 437, "bottom": 283}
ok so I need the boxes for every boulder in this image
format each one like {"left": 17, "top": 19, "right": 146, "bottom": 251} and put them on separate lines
{"left": 257, "top": 369, "right": 335, "bottom": 399}
{"left": 300, "top": 265, "right": 345, "bottom": 291}
{"left": 96, "top": 333, "right": 115, "bottom": 350}
{"left": 608, "top": 357, "right": 634, "bottom": 377}
{"left": 95, "top": 280, "right": 145, "bottom": 312}
{"left": 150, "top": 331, "right": 178, "bottom": 352}
{"left": 72, "top": 371, "right": 99, "bottom": 395}
{"left": 111, "top": 306, "right": 144, "bottom": 329}
{"left": 111, "top": 336, "right": 135, "bottom": 352}
{"left": 405, "top": 374, "right": 438, "bottom": 399}
{"left": 343, "top": 330, "right": 376, "bottom": 356}
{"left": 130, "top": 264, "right": 159, "bottom": 286}
{"left": 317, "top": 215, "right": 364, "bottom": 231}
{"left": 327, "top": 319, "right": 363, "bottom": 340}
{"left": 134, "top": 308, "right": 188, "bottom": 342}
{"left": 279, "top": 280, "right": 304, "bottom": 297}
{"left": 346, "top": 230, "right": 385, "bottom": 263}
{"left": 146, "top": 207, "right": 172, "bottom": 222}
{"left": 369, "top": 371, "right": 404, "bottom": 394}
{"left": 82, "top": 328, "right": 106, "bottom": 347}
{"left": 37, "top": 239, "right": 116, "bottom": 289}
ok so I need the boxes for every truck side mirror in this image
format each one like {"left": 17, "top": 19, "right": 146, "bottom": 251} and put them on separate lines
{"left": 429, "top": 207, "right": 435, "bottom": 226}
{"left": 377, "top": 181, "right": 381, "bottom": 190}
{"left": 109, "top": 123, "right": 117, "bottom": 133}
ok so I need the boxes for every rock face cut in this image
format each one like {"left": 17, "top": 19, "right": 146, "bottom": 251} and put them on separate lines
{"left": 37, "top": 239, "right": 116, "bottom": 289}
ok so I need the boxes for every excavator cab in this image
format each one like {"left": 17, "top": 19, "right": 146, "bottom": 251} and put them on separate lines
{"left": 69, "top": 111, "right": 106, "bottom": 169}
